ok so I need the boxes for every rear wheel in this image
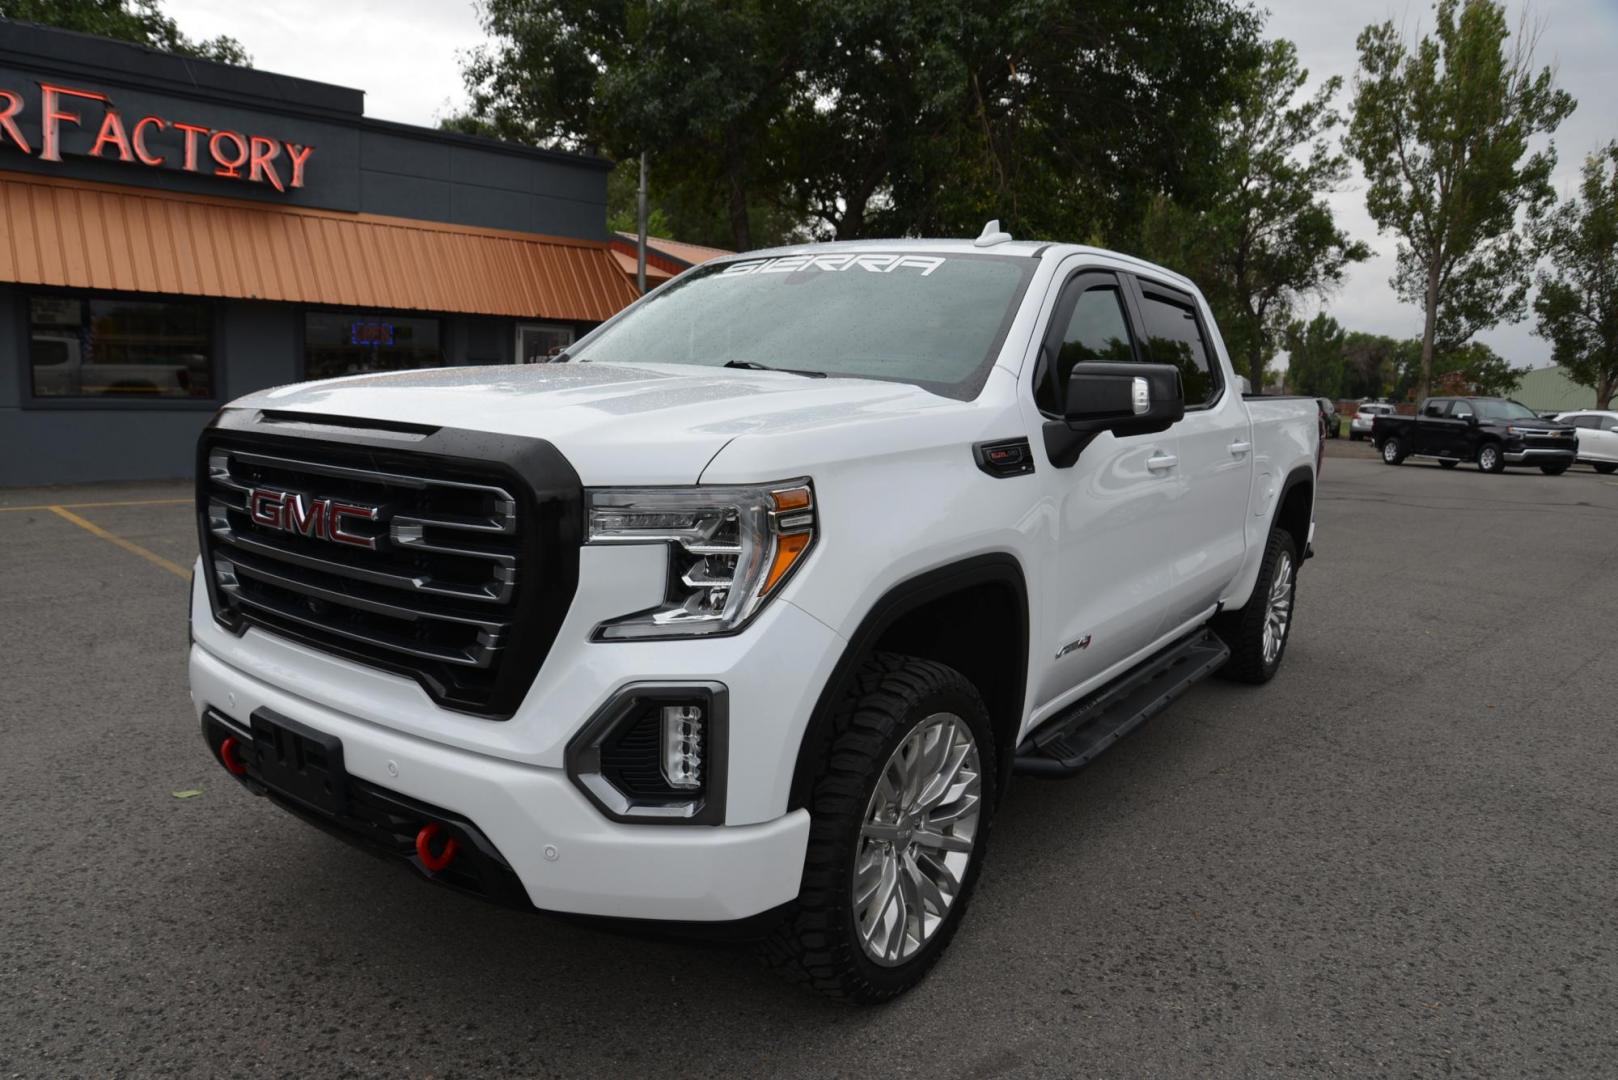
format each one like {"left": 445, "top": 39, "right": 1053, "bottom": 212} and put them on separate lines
{"left": 1213, "top": 527, "right": 1298, "bottom": 685}
{"left": 1477, "top": 443, "right": 1505, "bottom": 473}
{"left": 1380, "top": 437, "right": 1405, "bottom": 465}
{"left": 1349, "top": 431, "right": 1361, "bottom": 442}
{"left": 762, "top": 654, "right": 995, "bottom": 1003}
{"left": 1596, "top": 463, "right": 1618, "bottom": 475}
{"left": 1540, "top": 463, "right": 1570, "bottom": 476}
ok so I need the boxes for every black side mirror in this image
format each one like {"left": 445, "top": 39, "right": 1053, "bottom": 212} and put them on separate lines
{"left": 1044, "top": 361, "right": 1185, "bottom": 467}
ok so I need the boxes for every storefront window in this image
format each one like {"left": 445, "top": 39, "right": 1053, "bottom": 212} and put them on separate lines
{"left": 304, "top": 312, "right": 442, "bottom": 380}
{"left": 516, "top": 323, "right": 575, "bottom": 363}
{"left": 29, "top": 295, "right": 213, "bottom": 399}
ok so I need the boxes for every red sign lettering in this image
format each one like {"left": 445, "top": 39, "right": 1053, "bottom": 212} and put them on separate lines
{"left": 1, "top": 81, "right": 312, "bottom": 193}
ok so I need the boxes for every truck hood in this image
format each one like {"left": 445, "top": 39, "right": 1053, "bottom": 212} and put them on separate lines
{"left": 232, "top": 361, "right": 961, "bottom": 484}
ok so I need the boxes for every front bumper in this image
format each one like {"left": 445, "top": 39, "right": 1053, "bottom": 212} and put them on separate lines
{"left": 191, "top": 643, "right": 811, "bottom": 921}
{"left": 1503, "top": 447, "right": 1576, "bottom": 464}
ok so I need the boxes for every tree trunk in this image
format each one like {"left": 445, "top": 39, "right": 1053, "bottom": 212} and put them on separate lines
{"left": 1248, "top": 344, "right": 1265, "bottom": 394}
{"left": 1598, "top": 372, "right": 1614, "bottom": 411}
{"left": 1418, "top": 259, "right": 1441, "bottom": 403}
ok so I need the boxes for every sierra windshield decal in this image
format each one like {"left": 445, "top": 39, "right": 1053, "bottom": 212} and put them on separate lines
{"left": 720, "top": 253, "right": 945, "bottom": 277}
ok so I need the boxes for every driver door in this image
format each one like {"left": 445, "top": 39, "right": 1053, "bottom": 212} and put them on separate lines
{"left": 1022, "top": 265, "right": 1184, "bottom": 714}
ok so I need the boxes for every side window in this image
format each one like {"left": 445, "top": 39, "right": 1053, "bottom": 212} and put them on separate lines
{"left": 1135, "top": 287, "right": 1216, "bottom": 406}
{"left": 1602, "top": 417, "right": 1618, "bottom": 432}
{"left": 1450, "top": 401, "right": 1474, "bottom": 420}
{"left": 1034, "top": 282, "right": 1135, "bottom": 414}
{"left": 1423, "top": 400, "right": 1447, "bottom": 418}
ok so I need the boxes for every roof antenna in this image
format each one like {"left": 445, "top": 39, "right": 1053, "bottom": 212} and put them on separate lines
{"left": 975, "top": 219, "right": 1013, "bottom": 247}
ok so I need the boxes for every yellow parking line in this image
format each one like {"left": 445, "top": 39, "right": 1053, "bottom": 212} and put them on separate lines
{"left": 0, "top": 497, "right": 191, "bottom": 513}
{"left": 47, "top": 505, "right": 192, "bottom": 580}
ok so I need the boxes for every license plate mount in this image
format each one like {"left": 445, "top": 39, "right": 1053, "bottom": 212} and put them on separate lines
{"left": 248, "top": 708, "right": 350, "bottom": 816}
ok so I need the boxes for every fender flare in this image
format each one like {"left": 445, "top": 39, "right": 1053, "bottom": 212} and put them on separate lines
{"left": 786, "top": 553, "right": 1029, "bottom": 812}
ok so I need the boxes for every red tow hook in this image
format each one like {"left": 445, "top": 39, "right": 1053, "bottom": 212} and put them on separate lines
{"left": 415, "top": 823, "right": 459, "bottom": 872}
{"left": 218, "top": 736, "right": 248, "bottom": 776}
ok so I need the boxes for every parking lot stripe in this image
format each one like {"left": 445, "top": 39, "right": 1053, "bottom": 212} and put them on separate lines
{"left": 0, "top": 497, "right": 191, "bottom": 513}
{"left": 46, "top": 505, "right": 192, "bottom": 580}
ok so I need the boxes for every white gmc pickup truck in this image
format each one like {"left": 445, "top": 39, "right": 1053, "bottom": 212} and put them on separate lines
{"left": 190, "top": 228, "right": 1320, "bottom": 1002}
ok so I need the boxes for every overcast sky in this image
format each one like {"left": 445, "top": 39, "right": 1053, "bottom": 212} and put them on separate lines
{"left": 165, "top": 0, "right": 1618, "bottom": 368}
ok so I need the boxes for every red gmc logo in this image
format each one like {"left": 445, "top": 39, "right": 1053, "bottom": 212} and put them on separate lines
{"left": 247, "top": 487, "right": 379, "bottom": 550}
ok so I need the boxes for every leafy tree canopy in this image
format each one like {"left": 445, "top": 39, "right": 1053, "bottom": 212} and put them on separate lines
{"left": 1283, "top": 313, "right": 1348, "bottom": 398}
{"left": 1532, "top": 143, "right": 1618, "bottom": 408}
{"left": 0, "top": 0, "right": 250, "bottom": 65}
{"left": 1347, "top": 0, "right": 1573, "bottom": 402}
{"left": 1143, "top": 38, "right": 1369, "bottom": 390}
{"left": 458, "top": 0, "right": 1263, "bottom": 250}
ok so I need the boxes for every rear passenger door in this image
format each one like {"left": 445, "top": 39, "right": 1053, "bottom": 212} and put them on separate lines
{"left": 1127, "top": 275, "right": 1251, "bottom": 628}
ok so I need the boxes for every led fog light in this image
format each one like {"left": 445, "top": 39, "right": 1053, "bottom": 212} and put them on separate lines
{"left": 662, "top": 704, "right": 704, "bottom": 790}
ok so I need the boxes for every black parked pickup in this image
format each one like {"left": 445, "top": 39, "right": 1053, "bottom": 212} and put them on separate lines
{"left": 1372, "top": 397, "right": 1579, "bottom": 475}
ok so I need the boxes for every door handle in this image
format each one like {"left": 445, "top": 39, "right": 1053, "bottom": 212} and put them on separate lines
{"left": 1228, "top": 440, "right": 1253, "bottom": 456}
{"left": 1146, "top": 452, "right": 1178, "bottom": 472}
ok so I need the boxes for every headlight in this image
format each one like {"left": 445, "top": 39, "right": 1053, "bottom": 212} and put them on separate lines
{"left": 586, "top": 479, "right": 816, "bottom": 640}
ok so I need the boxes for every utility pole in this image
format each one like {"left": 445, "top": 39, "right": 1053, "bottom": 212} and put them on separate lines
{"left": 636, "top": 152, "right": 648, "bottom": 295}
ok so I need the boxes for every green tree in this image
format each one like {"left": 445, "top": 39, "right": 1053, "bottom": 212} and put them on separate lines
{"left": 1283, "top": 313, "right": 1347, "bottom": 398}
{"left": 0, "top": 0, "right": 250, "bottom": 64}
{"left": 1390, "top": 337, "right": 1526, "bottom": 399}
{"left": 1531, "top": 144, "right": 1618, "bottom": 409}
{"left": 458, "top": 1, "right": 1262, "bottom": 250}
{"left": 1142, "top": 38, "right": 1369, "bottom": 390}
{"left": 1340, "top": 331, "right": 1403, "bottom": 399}
{"left": 1347, "top": 0, "right": 1573, "bottom": 404}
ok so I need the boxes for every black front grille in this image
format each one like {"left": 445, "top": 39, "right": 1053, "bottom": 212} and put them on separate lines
{"left": 197, "top": 410, "right": 582, "bottom": 718}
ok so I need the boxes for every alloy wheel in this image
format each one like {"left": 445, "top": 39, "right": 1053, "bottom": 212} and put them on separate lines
{"left": 853, "top": 712, "right": 982, "bottom": 967}
{"left": 1262, "top": 551, "right": 1294, "bottom": 665}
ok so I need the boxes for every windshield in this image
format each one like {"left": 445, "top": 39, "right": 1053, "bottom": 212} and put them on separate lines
{"left": 1472, "top": 399, "right": 1540, "bottom": 420}
{"left": 569, "top": 252, "right": 1035, "bottom": 399}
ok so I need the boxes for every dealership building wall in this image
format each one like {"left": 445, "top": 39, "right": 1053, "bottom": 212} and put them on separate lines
{"left": 0, "top": 21, "right": 639, "bottom": 486}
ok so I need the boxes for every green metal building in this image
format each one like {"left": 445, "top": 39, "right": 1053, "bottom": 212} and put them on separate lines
{"left": 1513, "top": 366, "right": 1600, "bottom": 413}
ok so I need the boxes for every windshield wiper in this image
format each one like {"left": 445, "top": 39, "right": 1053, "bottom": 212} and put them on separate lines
{"left": 723, "top": 360, "right": 828, "bottom": 378}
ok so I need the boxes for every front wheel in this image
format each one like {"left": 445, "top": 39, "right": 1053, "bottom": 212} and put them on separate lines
{"left": 1477, "top": 443, "right": 1505, "bottom": 473}
{"left": 1596, "top": 462, "right": 1618, "bottom": 475}
{"left": 1439, "top": 459, "right": 1459, "bottom": 469}
{"left": 1213, "top": 527, "right": 1299, "bottom": 684}
{"left": 1381, "top": 437, "right": 1406, "bottom": 465}
{"left": 1540, "top": 463, "right": 1570, "bottom": 476}
{"left": 763, "top": 654, "right": 996, "bottom": 1003}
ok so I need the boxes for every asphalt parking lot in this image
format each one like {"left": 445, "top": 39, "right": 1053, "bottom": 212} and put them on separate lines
{"left": 4, "top": 450, "right": 1617, "bottom": 1078}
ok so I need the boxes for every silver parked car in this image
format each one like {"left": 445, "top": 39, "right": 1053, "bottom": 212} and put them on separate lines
{"left": 1349, "top": 402, "right": 1395, "bottom": 441}
{"left": 1554, "top": 410, "right": 1618, "bottom": 474}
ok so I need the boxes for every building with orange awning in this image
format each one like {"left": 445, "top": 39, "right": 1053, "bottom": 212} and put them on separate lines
{"left": 0, "top": 22, "right": 641, "bottom": 485}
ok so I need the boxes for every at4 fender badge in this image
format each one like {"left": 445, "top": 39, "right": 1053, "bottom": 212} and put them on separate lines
{"left": 1056, "top": 635, "right": 1092, "bottom": 659}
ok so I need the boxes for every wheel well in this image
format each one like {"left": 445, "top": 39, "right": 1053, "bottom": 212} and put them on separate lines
{"left": 871, "top": 583, "right": 1023, "bottom": 767}
{"left": 1276, "top": 471, "right": 1313, "bottom": 555}
{"left": 787, "top": 556, "right": 1028, "bottom": 811}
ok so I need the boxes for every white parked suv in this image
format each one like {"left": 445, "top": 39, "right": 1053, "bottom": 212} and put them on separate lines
{"left": 1554, "top": 410, "right": 1618, "bottom": 474}
{"left": 189, "top": 228, "right": 1320, "bottom": 1002}
{"left": 1349, "top": 401, "right": 1395, "bottom": 440}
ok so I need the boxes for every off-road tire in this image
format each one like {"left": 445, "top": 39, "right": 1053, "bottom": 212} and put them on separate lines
{"left": 1212, "top": 527, "right": 1298, "bottom": 685}
{"left": 760, "top": 653, "right": 997, "bottom": 1004}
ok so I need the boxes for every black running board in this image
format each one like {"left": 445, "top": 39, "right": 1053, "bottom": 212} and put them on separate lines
{"left": 1014, "top": 629, "right": 1230, "bottom": 777}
